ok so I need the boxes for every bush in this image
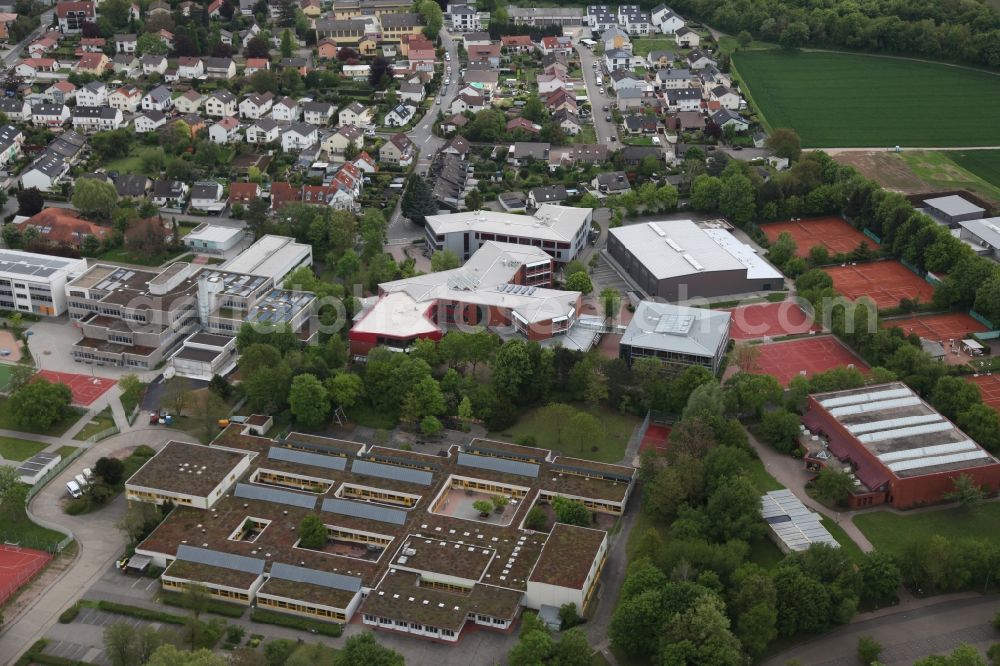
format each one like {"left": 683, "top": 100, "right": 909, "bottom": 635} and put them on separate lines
{"left": 64, "top": 498, "right": 89, "bottom": 515}
{"left": 96, "top": 600, "right": 185, "bottom": 624}
{"left": 251, "top": 608, "right": 342, "bottom": 636}
{"left": 225, "top": 625, "right": 246, "bottom": 645}
{"left": 517, "top": 435, "right": 537, "bottom": 447}
{"left": 58, "top": 603, "right": 80, "bottom": 623}
{"left": 133, "top": 445, "right": 156, "bottom": 458}
{"left": 525, "top": 506, "right": 547, "bottom": 531}
{"left": 988, "top": 643, "right": 1000, "bottom": 666}
{"left": 857, "top": 635, "right": 882, "bottom": 664}
{"left": 159, "top": 590, "right": 246, "bottom": 618}
{"left": 559, "top": 602, "right": 582, "bottom": 630}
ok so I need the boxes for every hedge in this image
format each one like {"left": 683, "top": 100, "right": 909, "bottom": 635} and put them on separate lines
{"left": 58, "top": 603, "right": 80, "bottom": 623}
{"left": 14, "top": 640, "right": 97, "bottom": 666}
{"left": 95, "top": 600, "right": 186, "bottom": 625}
{"left": 250, "top": 608, "right": 343, "bottom": 636}
{"left": 160, "top": 590, "right": 246, "bottom": 618}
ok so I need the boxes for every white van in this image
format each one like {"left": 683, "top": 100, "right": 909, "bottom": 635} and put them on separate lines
{"left": 66, "top": 480, "right": 83, "bottom": 498}
{"left": 74, "top": 473, "right": 88, "bottom": 488}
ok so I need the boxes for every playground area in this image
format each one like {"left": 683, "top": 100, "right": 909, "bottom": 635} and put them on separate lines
{"left": 727, "top": 301, "right": 819, "bottom": 340}
{"left": 881, "top": 312, "right": 989, "bottom": 343}
{"left": 762, "top": 217, "right": 879, "bottom": 258}
{"left": 638, "top": 423, "right": 671, "bottom": 455}
{"left": 967, "top": 374, "right": 1000, "bottom": 414}
{"left": 824, "top": 261, "right": 936, "bottom": 310}
{"left": 36, "top": 370, "right": 116, "bottom": 407}
{"left": 745, "top": 336, "right": 870, "bottom": 386}
{"left": 0, "top": 543, "right": 52, "bottom": 606}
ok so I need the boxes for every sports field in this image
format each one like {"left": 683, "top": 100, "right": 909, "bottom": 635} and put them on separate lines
{"left": 0, "top": 543, "right": 51, "bottom": 605}
{"left": 727, "top": 301, "right": 818, "bottom": 340}
{"left": 733, "top": 51, "right": 1000, "bottom": 147}
{"left": 824, "top": 261, "right": 936, "bottom": 310}
{"left": 967, "top": 375, "right": 1000, "bottom": 414}
{"left": 762, "top": 217, "right": 879, "bottom": 258}
{"left": 881, "top": 312, "right": 988, "bottom": 343}
{"left": 744, "top": 336, "right": 869, "bottom": 386}
{"left": 947, "top": 149, "right": 1000, "bottom": 189}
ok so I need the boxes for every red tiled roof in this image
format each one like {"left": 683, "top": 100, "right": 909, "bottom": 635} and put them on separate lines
{"left": 55, "top": 1, "right": 94, "bottom": 18}
{"left": 229, "top": 182, "right": 259, "bottom": 202}
{"left": 20, "top": 208, "right": 110, "bottom": 246}
{"left": 269, "top": 182, "right": 299, "bottom": 210}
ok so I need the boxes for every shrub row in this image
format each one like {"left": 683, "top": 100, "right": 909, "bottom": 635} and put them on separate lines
{"left": 250, "top": 608, "right": 342, "bottom": 637}
{"left": 15, "top": 640, "right": 96, "bottom": 666}
{"left": 95, "top": 600, "right": 185, "bottom": 625}
{"left": 58, "top": 603, "right": 80, "bottom": 624}
{"left": 159, "top": 590, "right": 246, "bottom": 618}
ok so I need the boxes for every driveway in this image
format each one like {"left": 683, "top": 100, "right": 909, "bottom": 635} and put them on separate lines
{"left": 575, "top": 45, "right": 619, "bottom": 145}
{"left": 0, "top": 428, "right": 197, "bottom": 665}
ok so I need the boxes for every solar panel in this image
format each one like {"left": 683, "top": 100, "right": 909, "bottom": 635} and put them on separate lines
{"left": 321, "top": 498, "right": 407, "bottom": 525}
{"left": 269, "top": 562, "right": 362, "bottom": 593}
{"left": 886, "top": 449, "right": 991, "bottom": 473}
{"left": 176, "top": 544, "right": 265, "bottom": 575}
{"left": 351, "top": 459, "right": 432, "bottom": 486}
{"left": 457, "top": 452, "right": 539, "bottom": 478}
{"left": 267, "top": 446, "right": 347, "bottom": 471}
{"left": 234, "top": 483, "right": 318, "bottom": 509}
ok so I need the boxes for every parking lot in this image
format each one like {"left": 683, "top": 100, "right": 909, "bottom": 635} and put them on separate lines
{"left": 41, "top": 638, "right": 109, "bottom": 666}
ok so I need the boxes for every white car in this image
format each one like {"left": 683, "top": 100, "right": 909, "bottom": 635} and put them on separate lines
{"left": 652, "top": 136, "right": 660, "bottom": 145}
{"left": 598, "top": 87, "right": 605, "bottom": 95}
{"left": 445, "top": 52, "right": 451, "bottom": 61}
{"left": 436, "top": 97, "right": 442, "bottom": 105}
{"left": 82, "top": 467, "right": 94, "bottom": 482}
{"left": 66, "top": 480, "right": 82, "bottom": 498}
{"left": 445, "top": 77, "right": 451, "bottom": 85}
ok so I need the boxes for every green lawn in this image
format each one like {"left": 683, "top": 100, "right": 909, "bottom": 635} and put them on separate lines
{"left": 822, "top": 516, "right": 865, "bottom": 562}
{"left": 745, "top": 457, "right": 784, "bottom": 493}
{"left": 98, "top": 245, "right": 189, "bottom": 267}
{"left": 733, "top": 50, "right": 1000, "bottom": 147}
{"left": 854, "top": 503, "right": 1000, "bottom": 559}
{"left": 717, "top": 35, "right": 777, "bottom": 53}
{"left": 72, "top": 408, "right": 116, "bottom": 441}
{"left": 748, "top": 535, "right": 786, "bottom": 569}
{"left": 0, "top": 363, "right": 14, "bottom": 392}
{"left": 900, "top": 151, "right": 1000, "bottom": 204}
{"left": 572, "top": 126, "right": 597, "bottom": 145}
{"left": 0, "top": 501, "right": 66, "bottom": 551}
{"left": 103, "top": 155, "right": 146, "bottom": 176}
{"left": 55, "top": 445, "right": 77, "bottom": 459}
{"left": 631, "top": 38, "right": 677, "bottom": 57}
{"left": 947, "top": 149, "right": 1000, "bottom": 189}
{"left": 490, "top": 403, "right": 637, "bottom": 463}
{"left": 0, "top": 436, "right": 46, "bottom": 461}
{"left": 0, "top": 398, "right": 84, "bottom": 437}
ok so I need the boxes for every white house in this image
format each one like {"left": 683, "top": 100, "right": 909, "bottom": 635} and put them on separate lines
{"left": 271, "top": 97, "right": 300, "bottom": 122}
{"left": 177, "top": 57, "right": 204, "bottom": 79}
{"left": 208, "top": 116, "right": 241, "bottom": 144}
{"left": 621, "top": 11, "right": 651, "bottom": 36}
{"left": 665, "top": 88, "right": 701, "bottom": 112}
{"left": 75, "top": 81, "right": 108, "bottom": 107}
{"left": 339, "top": 102, "right": 374, "bottom": 128}
{"left": 302, "top": 101, "right": 335, "bottom": 126}
{"left": 174, "top": 90, "right": 203, "bottom": 114}
{"left": 674, "top": 26, "right": 700, "bottom": 47}
{"left": 651, "top": 4, "right": 685, "bottom": 34}
{"left": 710, "top": 108, "right": 749, "bottom": 132}
{"left": 397, "top": 81, "right": 426, "bottom": 104}
{"left": 0, "top": 125, "right": 24, "bottom": 167}
{"left": 246, "top": 118, "right": 280, "bottom": 144}
{"left": 281, "top": 123, "right": 318, "bottom": 152}
{"left": 537, "top": 73, "right": 568, "bottom": 95}
{"left": 204, "top": 91, "right": 237, "bottom": 117}
{"left": 114, "top": 33, "right": 137, "bottom": 53}
{"left": 0, "top": 99, "right": 30, "bottom": 122}
{"left": 72, "top": 106, "right": 124, "bottom": 132}
{"left": 141, "top": 54, "right": 168, "bottom": 76}
{"left": 108, "top": 84, "right": 142, "bottom": 112}
{"left": 710, "top": 85, "right": 742, "bottom": 110}
{"left": 31, "top": 104, "right": 69, "bottom": 127}
{"left": 654, "top": 67, "right": 696, "bottom": 91}
{"left": 190, "top": 182, "right": 225, "bottom": 213}
{"left": 384, "top": 103, "right": 416, "bottom": 127}
{"left": 239, "top": 92, "right": 273, "bottom": 119}
{"left": 134, "top": 110, "right": 167, "bottom": 133}
{"left": 141, "top": 85, "right": 173, "bottom": 112}
{"left": 604, "top": 48, "right": 635, "bottom": 71}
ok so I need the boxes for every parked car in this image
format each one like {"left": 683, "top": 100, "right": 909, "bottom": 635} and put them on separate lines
{"left": 82, "top": 468, "right": 94, "bottom": 482}
{"left": 66, "top": 480, "right": 82, "bottom": 498}
{"left": 652, "top": 136, "right": 660, "bottom": 145}
{"left": 74, "top": 473, "right": 88, "bottom": 489}
{"left": 605, "top": 115, "right": 611, "bottom": 122}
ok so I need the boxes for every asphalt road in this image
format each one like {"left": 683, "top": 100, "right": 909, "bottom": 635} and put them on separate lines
{"left": 575, "top": 44, "right": 619, "bottom": 145}
{"left": 1, "top": 10, "right": 53, "bottom": 67}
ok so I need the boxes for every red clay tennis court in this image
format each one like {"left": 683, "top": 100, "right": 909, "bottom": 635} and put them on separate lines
{"left": 37, "top": 370, "right": 116, "bottom": 406}
{"left": 762, "top": 217, "right": 879, "bottom": 258}
{"left": 748, "top": 336, "right": 870, "bottom": 386}
{"left": 824, "top": 261, "right": 936, "bottom": 310}
{"left": 639, "top": 423, "right": 670, "bottom": 455}
{"left": 728, "top": 302, "right": 819, "bottom": 340}
{"left": 967, "top": 375, "right": 1000, "bottom": 414}
{"left": 881, "top": 312, "right": 989, "bottom": 343}
{"left": 0, "top": 543, "right": 51, "bottom": 605}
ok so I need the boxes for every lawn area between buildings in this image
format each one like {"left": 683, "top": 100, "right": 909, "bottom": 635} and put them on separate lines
{"left": 72, "top": 408, "right": 116, "bottom": 441}
{"left": 98, "top": 244, "right": 190, "bottom": 268}
{"left": 490, "top": 403, "right": 637, "bottom": 463}
{"left": 0, "top": 398, "right": 84, "bottom": 438}
{"left": 630, "top": 38, "right": 678, "bottom": 57}
{"left": 732, "top": 50, "right": 1000, "bottom": 147}
{"left": 0, "top": 436, "right": 46, "bottom": 461}
{"left": 0, "top": 501, "right": 66, "bottom": 551}
{"left": 55, "top": 445, "right": 77, "bottom": 460}
{"left": 853, "top": 503, "right": 1000, "bottom": 559}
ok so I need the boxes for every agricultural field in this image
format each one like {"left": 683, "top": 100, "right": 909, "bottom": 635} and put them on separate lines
{"left": 947, "top": 149, "right": 1000, "bottom": 189}
{"left": 733, "top": 51, "right": 1000, "bottom": 147}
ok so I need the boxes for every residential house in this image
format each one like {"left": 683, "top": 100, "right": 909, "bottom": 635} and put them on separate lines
{"left": 114, "top": 33, "right": 137, "bottom": 53}
{"left": 384, "top": 103, "right": 416, "bottom": 127}
{"left": 76, "top": 81, "right": 107, "bottom": 107}
{"left": 710, "top": 108, "right": 749, "bottom": 132}
{"left": 674, "top": 26, "right": 700, "bottom": 47}
{"left": 204, "top": 90, "right": 237, "bottom": 117}
{"left": 150, "top": 180, "right": 188, "bottom": 207}
{"left": 21, "top": 153, "right": 69, "bottom": 191}
{"left": 174, "top": 114, "right": 205, "bottom": 137}
{"left": 604, "top": 48, "right": 634, "bottom": 71}
{"left": 28, "top": 34, "right": 58, "bottom": 58}
{"left": 17, "top": 208, "right": 110, "bottom": 247}
{"left": 651, "top": 4, "right": 685, "bottom": 34}
{"left": 141, "top": 54, "right": 168, "bottom": 76}
{"left": 0, "top": 125, "right": 23, "bottom": 167}
{"left": 544, "top": 88, "right": 577, "bottom": 113}
{"left": 72, "top": 106, "right": 124, "bottom": 132}
{"left": 528, "top": 184, "right": 567, "bottom": 209}
{"left": 439, "top": 113, "right": 469, "bottom": 134}
{"left": 686, "top": 49, "right": 715, "bottom": 69}
{"left": 108, "top": 84, "right": 142, "bottom": 112}
{"left": 553, "top": 108, "right": 581, "bottom": 136}
{"left": 317, "top": 38, "right": 338, "bottom": 59}
{"left": 134, "top": 110, "right": 166, "bottom": 133}
{"left": 468, "top": 43, "right": 501, "bottom": 68}
{"left": 0, "top": 98, "right": 29, "bottom": 122}
{"left": 79, "top": 37, "right": 106, "bottom": 53}
{"left": 539, "top": 35, "right": 573, "bottom": 55}
{"left": 441, "top": 135, "right": 470, "bottom": 159}
{"left": 114, "top": 174, "right": 151, "bottom": 199}
{"left": 506, "top": 117, "right": 541, "bottom": 136}
{"left": 239, "top": 92, "right": 274, "bottom": 119}
{"left": 698, "top": 65, "right": 731, "bottom": 92}
{"left": 204, "top": 57, "right": 236, "bottom": 79}
{"left": 447, "top": 3, "right": 484, "bottom": 32}
{"left": 665, "top": 87, "right": 701, "bottom": 112}
{"left": 279, "top": 57, "right": 310, "bottom": 76}
{"left": 537, "top": 73, "right": 568, "bottom": 95}
{"left": 339, "top": 102, "right": 374, "bottom": 128}
{"left": 141, "top": 85, "right": 173, "bottom": 112}
{"left": 508, "top": 142, "right": 550, "bottom": 167}
{"left": 45, "top": 81, "right": 76, "bottom": 105}
{"left": 245, "top": 118, "right": 281, "bottom": 144}
{"left": 56, "top": 1, "right": 95, "bottom": 33}
{"left": 177, "top": 57, "right": 204, "bottom": 79}
{"left": 500, "top": 35, "right": 534, "bottom": 53}
{"left": 462, "top": 32, "right": 491, "bottom": 48}
{"left": 593, "top": 171, "right": 631, "bottom": 195}
{"left": 243, "top": 57, "right": 269, "bottom": 75}
{"left": 229, "top": 182, "right": 261, "bottom": 205}
{"left": 673, "top": 110, "right": 705, "bottom": 131}
{"left": 322, "top": 124, "right": 363, "bottom": 155}
{"left": 617, "top": 87, "right": 661, "bottom": 112}
{"left": 207, "top": 0, "right": 223, "bottom": 17}
{"left": 449, "top": 93, "right": 486, "bottom": 115}
{"left": 379, "top": 132, "right": 414, "bottom": 167}
{"left": 710, "top": 85, "right": 741, "bottom": 110}
{"left": 541, "top": 52, "right": 569, "bottom": 76}
{"left": 655, "top": 67, "right": 696, "bottom": 91}
{"left": 548, "top": 143, "right": 608, "bottom": 169}
{"left": 281, "top": 123, "right": 318, "bottom": 152}
{"left": 647, "top": 50, "right": 676, "bottom": 68}
{"left": 271, "top": 97, "right": 300, "bottom": 122}
{"left": 302, "top": 101, "right": 334, "bottom": 126}
{"left": 219, "top": 28, "right": 233, "bottom": 45}
{"left": 299, "top": 0, "right": 321, "bottom": 17}
{"left": 269, "top": 181, "right": 300, "bottom": 210}
{"left": 353, "top": 151, "right": 377, "bottom": 173}
{"left": 76, "top": 52, "right": 109, "bottom": 75}
{"left": 190, "top": 182, "right": 226, "bottom": 213}
{"left": 147, "top": 0, "right": 170, "bottom": 16}
{"left": 379, "top": 12, "right": 424, "bottom": 42}
{"left": 208, "top": 116, "right": 240, "bottom": 144}
{"left": 174, "top": 90, "right": 203, "bottom": 114}
{"left": 610, "top": 69, "right": 646, "bottom": 92}
{"left": 621, "top": 10, "right": 651, "bottom": 36}
{"left": 398, "top": 81, "right": 425, "bottom": 104}
{"left": 31, "top": 104, "right": 69, "bottom": 127}
{"left": 314, "top": 18, "right": 373, "bottom": 47}
{"left": 623, "top": 114, "right": 659, "bottom": 134}
{"left": 601, "top": 26, "right": 631, "bottom": 52}
{"left": 112, "top": 54, "right": 139, "bottom": 77}
{"left": 15, "top": 58, "right": 56, "bottom": 79}
{"left": 463, "top": 69, "right": 499, "bottom": 94}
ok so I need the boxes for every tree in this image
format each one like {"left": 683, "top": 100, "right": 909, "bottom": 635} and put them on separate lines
{"left": 758, "top": 408, "right": 801, "bottom": 453}
{"left": 769, "top": 231, "right": 798, "bottom": 267}
{"left": 766, "top": 128, "right": 802, "bottom": 161}
{"left": 957, "top": 404, "right": 1000, "bottom": 454}
{"left": 931, "top": 376, "right": 982, "bottom": 421}
{"left": 690, "top": 175, "right": 721, "bottom": 211}
{"left": 298, "top": 514, "right": 327, "bottom": 549}
{"left": 8, "top": 378, "right": 71, "bottom": 430}
{"left": 567, "top": 410, "right": 604, "bottom": 454}
{"left": 117, "top": 500, "right": 163, "bottom": 546}
{"left": 737, "top": 30, "right": 753, "bottom": 47}
{"left": 944, "top": 473, "right": 985, "bottom": 509}
{"left": 779, "top": 21, "right": 810, "bottom": 50}
{"left": 662, "top": 593, "right": 743, "bottom": 666}
{"left": 491, "top": 340, "right": 532, "bottom": 402}
{"left": 564, "top": 271, "right": 593, "bottom": 295}
{"left": 812, "top": 467, "right": 855, "bottom": 505}
{"left": 600, "top": 287, "right": 620, "bottom": 321}
{"left": 857, "top": 635, "right": 882, "bottom": 665}
{"left": 164, "top": 376, "right": 190, "bottom": 417}
{"left": 188, "top": 390, "right": 227, "bottom": 441}
{"left": 145, "top": 645, "right": 227, "bottom": 666}
{"left": 326, "top": 373, "right": 364, "bottom": 410}
{"left": 525, "top": 505, "right": 547, "bottom": 530}
{"left": 368, "top": 56, "right": 393, "bottom": 87}
{"left": 431, "top": 249, "right": 461, "bottom": 272}
{"left": 415, "top": 0, "right": 443, "bottom": 38}
{"left": 508, "top": 612, "right": 555, "bottom": 666}
{"left": 72, "top": 178, "right": 118, "bottom": 220}
{"left": 558, "top": 602, "right": 582, "bottom": 630}
{"left": 473, "top": 499, "right": 493, "bottom": 516}
{"left": 464, "top": 188, "right": 483, "bottom": 211}
{"left": 16, "top": 187, "right": 45, "bottom": 215}
{"left": 718, "top": 174, "right": 756, "bottom": 226}
{"left": 245, "top": 36, "right": 270, "bottom": 59}
{"left": 705, "top": 475, "right": 763, "bottom": 542}
{"left": 289, "top": 373, "right": 330, "bottom": 430}
{"left": 521, "top": 95, "right": 545, "bottom": 122}
{"left": 95, "top": 457, "right": 125, "bottom": 486}
{"left": 0, "top": 465, "right": 27, "bottom": 522}
{"left": 401, "top": 175, "right": 437, "bottom": 224}
{"left": 124, "top": 216, "right": 169, "bottom": 258}
{"left": 859, "top": 550, "right": 901, "bottom": 606}
{"left": 553, "top": 496, "right": 591, "bottom": 527}
{"left": 681, "top": 381, "right": 725, "bottom": 421}
{"left": 913, "top": 644, "right": 987, "bottom": 666}
{"left": 104, "top": 622, "right": 139, "bottom": 666}
{"left": 280, "top": 29, "right": 294, "bottom": 58}
{"left": 136, "top": 33, "right": 169, "bottom": 55}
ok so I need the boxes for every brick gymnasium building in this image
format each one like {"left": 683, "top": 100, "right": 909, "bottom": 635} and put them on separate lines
{"left": 349, "top": 241, "right": 581, "bottom": 356}
{"left": 802, "top": 382, "right": 1000, "bottom": 509}
{"left": 126, "top": 421, "right": 634, "bottom": 643}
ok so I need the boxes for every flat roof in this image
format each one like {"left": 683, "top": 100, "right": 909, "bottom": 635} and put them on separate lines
{"left": 761, "top": 489, "right": 838, "bottom": 552}
{"left": 924, "top": 194, "right": 985, "bottom": 218}
{"left": 610, "top": 220, "right": 782, "bottom": 281}
{"left": 392, "top": 537, "right": 496, "bottom": 582}
{"left": 126, "top": 441, "right": 248, "bottom": 498}
{"left": 620, "top": 301, "right": 730, "bottom": 357}
{"left": 425, "top": 205, "right": 590, "bottom": 243}
{"left": 528, "top": 523, "right": 606, "bottom": 589}
{"left": 960, "top": 217, "right": 1000, "bottom": 249}
{"left": 185, "top": 223, "right": 243, "bottom": 244}
{"left": 221, "top": 235, "right": 311, "bottom": 282}
{"left": 0, "top": 249, "right": 84, "bottom": 283}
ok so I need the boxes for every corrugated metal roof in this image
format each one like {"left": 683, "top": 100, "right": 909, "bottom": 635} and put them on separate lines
{"left": 267, "top": 446, "right": 348, "bottom": 471}
{"left": 457, "top": 452, "right": 539, "bottom": 478}
{"left": 760, "top": 490, "right": 838, "bottom": 552}
{"left": 351, "top": 459, "right": 432, "bottom": 486}
{"left": 269, "top": 562, "right": 362, "bottom": 592}
{"left": 886, "top": 449, "right": 991, "bottom": 473}
{"left": 878, "top": 439, "right": 978, "bottom": 463}
{"left": 234, "top": 483, "right": 318, "bottom": 509}
{"left": 176, "top": 544, "right": 265, "bottom": 574}
{"left": 321, "top": 498, "right": 407, "bottom": 525}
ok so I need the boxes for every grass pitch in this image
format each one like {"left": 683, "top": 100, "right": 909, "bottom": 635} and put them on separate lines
{"left": 947, "top": 149, "right": 1000, "bottom": 189}
{"left": 733, "top": 51, "right": 1000, "bottom": 148}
